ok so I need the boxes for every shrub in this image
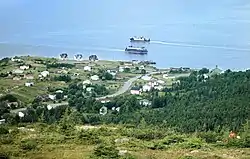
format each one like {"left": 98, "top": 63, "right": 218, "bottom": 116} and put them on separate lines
{"left": 124, "top": 129, "right": 165, "bottom": 141}
{"left": 178, "top": 156, "right": 198, "bottom": 159}
{"left": 0, "top": 135, "right": 13, "bottom": 144}
{"left": 93, "top": 142, "right": 119, "bottom": 159}
{"left": 0, "top": 152, "right": 10, "bottom": 159}
{"left": 197, "top": 132, "right": 221, "bottom": 143}
{"left": 179, "top": 138, "right": 204, "bottom": 149}
{"left": 0, "top": 126, "right": 9, "bottom": 135}
{"left": 162, "top": 135, "right": 185, "bottom": 145}
{"left": 77, "top": 130, "right": 101, "bottom": 144}
{"left": 20, "top": 139, "right": 38, "bottom": 150}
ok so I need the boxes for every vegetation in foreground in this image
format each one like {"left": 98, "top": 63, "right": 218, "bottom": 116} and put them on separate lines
{"left": 0, "top": 56, "right": 250, "bottom": 158}
{"left": 0, "top": 122, "right": 250, "bottom": 159}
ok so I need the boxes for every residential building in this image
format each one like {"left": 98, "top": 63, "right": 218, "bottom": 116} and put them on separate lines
{"left": 86, "top": 87, "right": 94, "bottom": 92}
{"left": 91, "top": 75, "right": 99, "bottom": 81}
{"left": 13, "top": 77, "right": 21, "bottom": 81}
{"left": 13, "top": 69, "right": 24, "bottom": 74}
{"left": 20, "top": 65, "right": 30, "bottom": 70}
{"left": 25, "top": 75, "right": 34, "bottom": 80}
{"left": 162, "top": 74, "right": 169, "bottom": 79}
{"left": 41, "top": 71, "right": 50, "bottom": 78}
{"left": 119, "top": 67, "right": 125, "bottom": 72}
{"left": 83, "top": 80, "right": 92, "bottom": 85}
{"left": 25, "top": 82, "right": 34, "bottom": 87}
{"left": 157, "top": 80, "right": 165, "bottom": 85}
{"left": 56, "top": 90, "right": 63, "bottom": 94}
{"left": 139, "top": 65, "right": 145, "bottom": 70}
{"left": 0, "top": 119, "right": 6, "bottom": 125}
{"left": 154, "top": 85, "right": 164, "bottom": 91}
{"left": 141, "top": 75, "right": 152, "bottom": 81}
{"left": 84, "top": 66, "right": 92, "bottom": 71}
{"left": 130, "top": 87, "right": 141, "bottom": 95}
{"left": 11, "top": 58, "right": 22, "bottom": 62}
{"left": 99, "top": 106, "right": 108, "bottom": 115}
{"left": 18, "top": 112, "right": 25, "bottom": 118}
{"left": 48, "top": 94, "right": 56, "bottom": 100}
{"left": 210, "top": 65, "right": 223, "bottom": 76}
{"left": 139, "top": 99, "right": 152, "bottom": 106}
{"left": 142, "top": 84, "right": 152, "bottom": 92}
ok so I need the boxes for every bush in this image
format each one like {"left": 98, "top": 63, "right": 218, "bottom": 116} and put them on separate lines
{"left": 77, "top": 130, "right": 101, "bottom": 144}
{"left": 0, "top": 135, "right": 13, "bottom": 144}
{"left": 124, "top": 129, "right": 165, "bottom": 141}
{"left": 0, "top": 152, "right": 10, "bottom": 159}
{"left": 178, "top": 156, "right": 198, "bottom": 159}
{"left": 162, "top": 135, "right": 185, "bottom": 145}
{"left": 197, "top": 132, "right": 220, "bottom": 143}
{"left": 93, "top": 142, "right": 119, "bottom": 159}
{"left": 179, "top": 138, "right": 204, "bottom": 149}
{"left": 0, "top": 126, "right": 9, "bottom": 135}
{"left": 20, "top": 139, "right": 38, "bottom": 150}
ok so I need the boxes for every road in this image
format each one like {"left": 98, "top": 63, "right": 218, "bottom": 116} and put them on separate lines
{"left": 96, "top": 75, "right": 142, "bottom": 100}
{"left": 10, "top": 75, "right": 142, "bottom": 113}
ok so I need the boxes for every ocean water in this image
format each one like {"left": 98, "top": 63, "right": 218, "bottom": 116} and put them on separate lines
{"left": 0, "top": 0, "right": 250, "bottom": 69}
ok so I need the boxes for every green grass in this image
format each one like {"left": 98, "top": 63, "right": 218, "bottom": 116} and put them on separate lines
{"left": 0, "top": 124, "right": 250, "bottom": 159}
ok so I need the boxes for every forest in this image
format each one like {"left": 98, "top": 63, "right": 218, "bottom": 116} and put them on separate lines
{"left": 1, "top": 69, "right": 249, "bottom": 134}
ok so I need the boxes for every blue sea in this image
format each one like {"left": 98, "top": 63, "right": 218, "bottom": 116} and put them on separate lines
{"left": 0, "top": 0, "right": 250, "bottom": 69}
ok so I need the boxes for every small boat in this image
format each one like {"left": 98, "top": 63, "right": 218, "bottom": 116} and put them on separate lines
{"left": 74, "top": 53, "right": 83, "bottom": 61}
{"left": 125, "top": 46, "right": 148, "bottom": 54}
{"left": 130, "top": 36, "right": 150, "bottom": 42}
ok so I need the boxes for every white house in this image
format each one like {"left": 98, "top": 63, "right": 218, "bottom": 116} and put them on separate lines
{"left": 157, "top": 80, "right": 165, "bottom": 85}
{"left": 141, "top": 75, "right": 152, "bottom": 81}
{"left": 56, "top": 90, "right": 63, "bottom": 94}
{"left": 139, "top": 99, "right": 152, "bottom": 106}
{"left": 148, "top": 81, "right": 159, "bottom": 87}
{"left": 47, "top": 105, "right": 53, "bottom": 110}
{"left": 139, "top": 65, "right": 145, "bottom": 70}
{"left": 48, "top": 94, "right": 56, "bottom": 100}
{"left": 107, "top": 70, "right": 117, "bottom": 76}
{"left": 83, "top": 80, "right": 92, "bottom": 85}
{"left": 91, "top": 75, "right": 99, "bottom": 81}
{"left": 25, "top": 75, "right": 34, "bottom": 80}
{"left": 84, "top": 66, "right": 92, "bottom": 72}
{"left": 130, "top": 87, "right": 141, "bottom": 95}
{"left": 86, "top": 87, "right": 94, "bottom": 92}
{"left": 162, "top": 74, "right": 169, "bottom": 79}
{"left": 13, "top": 69, "right": 24, "bottom": 74}
{"left": 142, "top": 84, "right": 152, "bottom": 92}
{"left": 116, "top": 107, "right": 120, "bottom": 112}
{"left": 11, "top": 58, "right": 22, "bottom": 62}
{"left": 20, "top": 65, "right": 30, "bottom": 70}
{"left": 101, "top": 99, "right": 111, "bottom": 104}
{"left": 13, "top": 77, "right": 21, "bottom": 81}
{"left": 0, "top": 119, "right": 6, "bottom": 125}
{"left": 18, "top": 112, "right": 25, "bottom": 118}
{"left": 154, "top": 85, "right": 164, "bottom": 91}
{"left": 203, "top": 74, "right": 209, "bottom": 79}
{"left": 99, "top": 106, "right": 108, "bottom": 115}
{"left": 25, "top": 82, "right": 34, "bottom": 87}
{"left": 41, "top": 71, "right": 50, "bottom": 78}
{"left": 119, "top": 67, "right": 125, "bottom": 72}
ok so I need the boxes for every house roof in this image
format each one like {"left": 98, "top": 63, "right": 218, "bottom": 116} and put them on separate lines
{"left": 131, "top": 87, "right": 140, "bottom": 91}
{"left": 210, "top": 65, "right": 223, "bottom": 76}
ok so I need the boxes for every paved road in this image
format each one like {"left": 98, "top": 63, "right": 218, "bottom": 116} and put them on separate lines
{"left": 96, "top": 75, "right": 142, "bottom": 100}
{"left": 10, "top": 75, "right": 142, "bottom": 113}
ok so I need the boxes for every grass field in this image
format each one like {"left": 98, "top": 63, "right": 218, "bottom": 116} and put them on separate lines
{"left": 0, "top": 124, "right": 249, "bottom": 159}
